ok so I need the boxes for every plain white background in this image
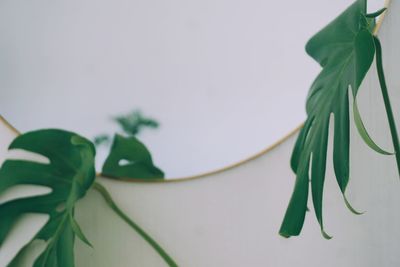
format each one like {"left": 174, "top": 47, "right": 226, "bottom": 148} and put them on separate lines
{"left": 0, "top": 0, "right": 385, "bottom": 177}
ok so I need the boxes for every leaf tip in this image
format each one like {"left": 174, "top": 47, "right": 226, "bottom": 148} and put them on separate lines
{"left": 278, "top": 231, "right": 291, "bottom": 239}
{"left": 366, "top": 7, "right": 387, "bottom": 18}
{"left": 321, "top": 229, "right": 333, "bottom": 240}
{"left": 344, "top": 195, "right": 364, "bottom": 215}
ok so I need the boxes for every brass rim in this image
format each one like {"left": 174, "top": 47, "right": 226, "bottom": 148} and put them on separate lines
{"left": 373, "top": 0, "right": 391, "bottom": 36}
{"left": 99, "top": 124, "right": 303, "bottom": 183}
{"left": 0, "top": 114, "right": 302, "bottom": 183}
{"left": 0, "top": 115, "right": 20, "bottom": 135}
{"left": 0, "top": 0, "right": 391, "bottom": 184}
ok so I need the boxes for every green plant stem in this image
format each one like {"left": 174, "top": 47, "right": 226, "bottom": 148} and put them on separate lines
{"left": 93, "top": 182, "right": 178, "bottom": 267}
{"left": 374, "top": 36, "right": 400, "bottom": 178}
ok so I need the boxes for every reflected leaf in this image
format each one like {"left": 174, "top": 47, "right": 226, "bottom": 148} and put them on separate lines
{"left": 102, "top": 134, "right": 164, "bottom": 180}
{"left": 93, "top": 134, "right": 111, "bottom": 146}
{"left": 114, "top": 110, "right": 159, "bottom": 136}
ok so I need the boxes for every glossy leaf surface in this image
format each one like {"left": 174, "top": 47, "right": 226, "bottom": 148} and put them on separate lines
{"left": 280, "top": 0, "right": 377, "bottom": 238}
{"left": 0, "top": 130, "right": 95, "bottom": 267}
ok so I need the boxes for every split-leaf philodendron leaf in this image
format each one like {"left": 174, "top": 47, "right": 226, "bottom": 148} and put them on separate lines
{"left": 0, "top": 129, "right": 177, "bottom": 266}
{"left": 102, "top": 134, "right": 164, "bottom": 179}
{"left": 280, "top": 0, "right": 386, "bottom": 239}
{"left": 0, "top": 129, "right": 95, "bottom": 267}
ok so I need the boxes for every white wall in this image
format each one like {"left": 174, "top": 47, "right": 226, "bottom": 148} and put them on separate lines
{"left": 0, "top": 0, "right": 369, "bottom": 177}
{"left": 74, "top": 4, "right": 400, "bottom": 264}
{"left": 1, "top": 0, "right": 400, "bottom": 267}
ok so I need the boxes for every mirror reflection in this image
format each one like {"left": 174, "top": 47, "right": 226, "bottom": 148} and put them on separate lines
{"left": 0, "top": 0, "right": 373, "bottom": 178}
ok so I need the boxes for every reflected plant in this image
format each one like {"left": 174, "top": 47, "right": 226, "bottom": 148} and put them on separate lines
{"left": 0, "top": 129, "right": 176, "bottom": 266}
{"left": 94, "top": 110, "right": 159, "bottom": 147}
{"left": 115, "top": 110, "right": 159, "bottom": 136}
{"left": 93, "top": 134, "right": 110, "bottom": 146}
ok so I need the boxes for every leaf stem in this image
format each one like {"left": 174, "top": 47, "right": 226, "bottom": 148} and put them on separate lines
{"left": 374, "top": 36, "right": 400, "bottom": 178}
{"left": 92, "top": 182, "right": 178, "bottom": 267}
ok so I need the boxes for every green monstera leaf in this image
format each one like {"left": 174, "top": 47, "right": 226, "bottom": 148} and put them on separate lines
{"left": 0, "top": 130, "right": 177, "bottom": 267}
{"left": 0, "top": 129, "right": 95, "bottom": 267}
{"left": 102, "top": 134, "right": 164, "bottom": 180}
{"left": 279, "top": 0, "right": 390, "bottom": 239}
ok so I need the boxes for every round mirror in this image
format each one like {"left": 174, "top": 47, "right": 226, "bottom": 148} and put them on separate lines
{"left": 0, "top": 0, "right": 380, "bottom": 178}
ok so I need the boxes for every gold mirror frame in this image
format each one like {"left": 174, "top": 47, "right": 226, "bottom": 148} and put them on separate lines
{"left": 0, "top": 0, "right": 390, "bottom": 183}
{"left": 0, "top": 114, "right": 302, "bottom": 182}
